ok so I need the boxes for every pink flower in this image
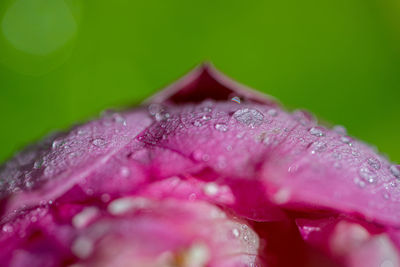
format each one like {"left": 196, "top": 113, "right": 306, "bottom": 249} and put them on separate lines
{"left": 1, "top": 63, "right": 400, "bottom": 266}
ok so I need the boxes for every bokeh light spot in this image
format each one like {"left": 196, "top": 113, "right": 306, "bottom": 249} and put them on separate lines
{"left": 1, "top": 0, "right": 77, "bottom": 56}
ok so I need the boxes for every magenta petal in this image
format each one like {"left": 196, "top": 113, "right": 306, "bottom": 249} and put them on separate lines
{"left": 139, "top": 65, "right": 400, "bottom": 227}
{"left": 1, "top": 63, "right": 400, "bottom": 266}
{"left": 0, "top": 109, "right": 152, "bottom": 218}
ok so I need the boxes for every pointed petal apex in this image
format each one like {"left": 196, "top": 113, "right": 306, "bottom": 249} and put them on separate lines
{"left": 145, "top": 62, "right": 278, "bottom": 106}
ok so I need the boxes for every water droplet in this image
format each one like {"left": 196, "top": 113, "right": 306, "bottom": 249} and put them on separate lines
{"left": 231, "top": 96, "right": 241, "bottom": 104}
{"left": 353, "top": 177, "right": 366, "bottom": 188}
{"left": 52, "top": 139, "right": 65, "bottom": 150}
{"left": 359, "top": 167, "right": 377, "bottom": 184}
{"left": 311, "top": 142, "right": 327, "bottom": 154}
{"left": 233, "top": 108, "right": 264, "bottom": 128}
{"left": 215, "top": 123, "right": 228, "bottom": 132}
{"left": 232, "top": 228, "right": 240, "bottom": 238}
{"left": 309, "top": 127, "right": 325, "bottom": 137}
{"left": 340, "top": 136, "right": 352, "bottom": 145}
{"left": 390, "top": 165, "right": 400, "bottom": 178}
{"left": 202, "top": 107, "right": 212, "bottom": 113}
{"left": 92, "top": 138, "right": 106, "bottom": 147}
{"left": 148, "top": 104, "right": 170, "bottom": 121}
{"left": 2, "top": 224, "right": 13, "bottom": 233}
{"left": 267, "top": 109, "right": 278, "bottom": 117}
{"left": 367, "top": 157, "right": 381, "bottom": 170}
{"left": 33, "top": 158, "right": 44, "bottom": 169}
{"left": 333, "top": 125, "right": 347, "bottom": 135}
{"left": 293, "top": 110, "right": 315, "bottom": 125}
{"left": 236, "top": 132, "right": 245, "bottom": 139}
{"left": 155, "top": 112, "right": 170, "bottom": 122}
{"left": 193, "top": 120, "right": 203, "bottom": 127}
{"left": 77, "top": 129, "right": 87, "bottom": 136}
{"left": 113, "top": 113, "right": 127, "bottom": 126}
{"left": 203, "top": 182, "right": 219, "bottom": 196}
{"left": 148, "top": 103, "right": 163, "bottom": 115}
{"left": 202, "top": 115, "right": 211, "bottom": 121}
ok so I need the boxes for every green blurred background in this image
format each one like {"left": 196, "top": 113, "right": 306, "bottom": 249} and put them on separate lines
{"left": 0, "top": 0, "right": 399, "bottom": 163}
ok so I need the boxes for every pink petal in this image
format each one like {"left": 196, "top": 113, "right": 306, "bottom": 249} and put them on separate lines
{"left": 296, "top": 217, "right": 400, "bottom": 267}
{"left": 4, "top": 198, "right": 265, "bottom": 266}
{"left": 139, "top": 65, "right": 400, "bottom": 227}
{"left": 0, "top": 109, "right": 152, "bottom": 218}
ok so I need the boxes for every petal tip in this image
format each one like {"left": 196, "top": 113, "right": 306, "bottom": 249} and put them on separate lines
{"left": 144, "top": 62, "right": 278, "bottom": 106}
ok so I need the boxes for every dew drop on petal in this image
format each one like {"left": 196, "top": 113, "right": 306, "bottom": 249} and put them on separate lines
{"left": 231, "top": 96, "right": 241, "bottom": 104}
{"left": 202, "top": 106, "right": 212, "bottom": 113}
{"left": 2, "top": 224, "right": 13, "bottom": 233}
{"left": 33, "top": 158, "right": 44, "bottom": 169}
{"left": 193, "top": 120, "right": 203, "bottom": 127}
{"left": 148, "top": 103, "right": 163, "bottom": 115}
{"left": 215, "top": 123, "right": 228, "bottom": 132}
{"left": 233, "top": 108, "right": 264, "bottom": 128}
{"left": 390, "top": 165, "right": 400, "bottom": 178}
{"left": 112, "top": 113, "right": 127, "bottom": 126}
{"left": 332, "top": 125, "right": 347, "bottom": 135}
{"left": 359, "top": 167, "right": 377, "bottom": 184}
{"left": 202, "top": 115, "right": 211, "bottom": 121}
{"left": 267, "top": 109, "right": 278, "bottom": 117}
{"left": 311, "top": 142, "right": 327, "bottom": 154}
{"left": 92, "top": 138, "right": 106, "bottom": 147}
{"left": 340, "top": 136, "right": 352, "bottom": 145}
{"left": 367, "top": 157, "right": 381, "bottom": 170}
{"left": 51, "top": 139, "right": 65, "bottom": 150}
{"left": 353, "top": 177, "right": 366, "bottom": 188}
{"left": 309, "top": 127, "right": 325, "bottom": 137}
{"left": 293, "top": 110, "right": 315, "bottom": 125}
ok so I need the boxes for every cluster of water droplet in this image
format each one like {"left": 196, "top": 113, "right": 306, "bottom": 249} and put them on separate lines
{"left": 148, "top": 104, "right": 171, "bottom": 122}
{"left": 233, "top": 108, "right": 264, "bottom": 128}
